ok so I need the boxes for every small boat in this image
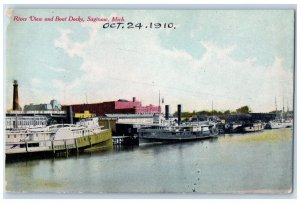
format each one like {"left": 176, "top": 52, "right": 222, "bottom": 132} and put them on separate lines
{"left": 224, "top": 122, "right": 244, "bottom": 133}
{"left": 242, "top": 121, "right": 264, "bottom": 133}
{"left": 265, "top": 96, "right": 293, "bottom": 129}
{"left": 225, "top": 120, "right": 264, "bottom": 133}
{"left": 265, "top": 119, "right": 293, "bottom": 129}
{"left": 229, "top": 121, "right": 264, "bottom": 133}
{"left": 5, "top": 117, "right": 112, "bottom": 158}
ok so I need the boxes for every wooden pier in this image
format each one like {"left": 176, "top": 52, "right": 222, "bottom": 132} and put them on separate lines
{"left": 112, "top": 135, "right": 139, "bottom": 145}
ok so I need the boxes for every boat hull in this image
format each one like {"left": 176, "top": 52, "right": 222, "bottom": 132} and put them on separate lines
{"left": 139, "top": 130, "right": 218, "bottom": 143}
{"left": 5, "top": 129, "right": 112, "bottom": 160}
{"left": 265, "top": 121, "right": 293, "bottom": 129}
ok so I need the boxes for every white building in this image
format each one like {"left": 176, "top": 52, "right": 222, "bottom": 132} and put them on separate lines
{"left": 6, "top": 115, "right": 49, "bottom": 130}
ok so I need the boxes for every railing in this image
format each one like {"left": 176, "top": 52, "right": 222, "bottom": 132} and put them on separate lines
{"left": 7, "top": 110, "right": 66, "bottom": 115}
{"left": 6, "top": 129, "right": 112, "bottom": 155}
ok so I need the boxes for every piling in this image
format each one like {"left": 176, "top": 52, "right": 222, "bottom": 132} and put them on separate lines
{"left": 51, "top": 140, "right": 55, "bottom": 154}
{"left": 74, "top": 138, "right": 78, "bottom": 152}
{"left": 88, "top": 136, "right": 92, "bottom": 147}
{"left": 25, "top": 141, "right": 28, "bottom": 152}
{"left": 64, "top": 139, "right": 68, "bottom": 156}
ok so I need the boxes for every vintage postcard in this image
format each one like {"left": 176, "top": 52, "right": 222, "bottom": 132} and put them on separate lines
{"left": 4, "top": 8, "right": 295, "bottom": 194}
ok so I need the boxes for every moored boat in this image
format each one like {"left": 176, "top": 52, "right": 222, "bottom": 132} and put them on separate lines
{"left": 242, "top": 121, "right": 264, "bottom": 133}
{"left": 265, "top": 119, "right": 293, "bottom": 129}
{"left": 5, "top": 117, "right": 112, "bottom": 158}
{"left": 138, "top": 121, "right": 219, "bottom": 142}
{"left": 265, "top": 96, "right": 293, "bottom": 129}
{"left": 224, "top": 122, "right": 244, "bottom": 133}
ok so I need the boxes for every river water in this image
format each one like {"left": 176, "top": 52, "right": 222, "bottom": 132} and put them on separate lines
{"left": 5, "top": 128, "right": 293, "bottom": 194}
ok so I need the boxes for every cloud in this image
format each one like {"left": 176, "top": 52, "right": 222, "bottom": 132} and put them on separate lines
{"left": 55, "top": 29, "right": 84, "bottom": 59}
{"left": 44, "top": 64, "right": 67, "bottom": 73}
{"left": 51, "top": 78, "right": 84, "bottom": 105}
{"left": 193, "top": 42, "right": 293, "bottom": 111}
{"left": 53, "top": 23, "right": 293, "bottom": 113}
{"left": 31, "top": 78, "right": 41, "bottom": 87}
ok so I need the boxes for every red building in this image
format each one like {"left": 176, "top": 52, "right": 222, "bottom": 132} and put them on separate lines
{"left": 62, "top": 97, "right": 161, "bottom": 116}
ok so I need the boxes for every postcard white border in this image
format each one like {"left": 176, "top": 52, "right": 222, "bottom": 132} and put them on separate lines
{"left": 0, "top": 1, "right": 298, "bottom": 202}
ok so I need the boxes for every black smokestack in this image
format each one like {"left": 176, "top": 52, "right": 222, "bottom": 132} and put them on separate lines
{"left": 67, "top": 106, "right": 74, "bottom": 124}
{"left": 177, "top": 104, "right": 181, "bottom": 125}
{"left": 13, "top": 80, "right": 21, "bottom": 111}
{"left": 165, "top": 105, "right": 169, "bottom": 120}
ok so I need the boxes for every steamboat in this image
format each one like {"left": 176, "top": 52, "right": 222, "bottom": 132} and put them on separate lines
{"left": 6, "top": 117, "right": 112, "bottom": 158}
{"left": 138, "top": 104, "right": 218, "bottom": 142}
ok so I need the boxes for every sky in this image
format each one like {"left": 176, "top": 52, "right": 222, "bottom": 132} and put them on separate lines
{"left": 5, "top": 9, "right": 295, "bottom": 113}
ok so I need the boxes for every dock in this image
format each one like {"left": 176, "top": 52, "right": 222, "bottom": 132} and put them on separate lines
{"left": 112, "top": 135, "right": 139, "bottom": 145}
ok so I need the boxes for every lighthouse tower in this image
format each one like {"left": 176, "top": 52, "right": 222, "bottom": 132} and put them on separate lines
{"left": 12, "top": 80, "right": 22, "bottom": 111}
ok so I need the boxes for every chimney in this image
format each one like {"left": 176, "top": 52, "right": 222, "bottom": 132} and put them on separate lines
{"left": 67, "top": 106, "right": 74, "bottom": 124}
{"left": 13, "top": 80, "right": 21, "bottom": 111}
{"left": 177, "top": 104, "right": 181, "bottom": 125}
{"left": 133, "top": 97, "right": 136, "bottom": 102}
{"left": 165, "top": 105, "right": 169, "bottom": 120}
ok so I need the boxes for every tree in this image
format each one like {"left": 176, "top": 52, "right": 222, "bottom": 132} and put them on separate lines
{"left": 224, "top": 110, "right": 231, "bottom": 115}
{"left": 236, "top": 106, "right": 251, "bottom": 114}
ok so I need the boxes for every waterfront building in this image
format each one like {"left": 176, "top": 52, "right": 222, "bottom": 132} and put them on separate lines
{"left": 5, "top": 110, "right": 68, "bottom": 129}
{"left": 63, "top": 97, "right": 161, "bottom": 116}
{"left": 74, "top": 111, "right": 96, "bottom": 119}
{"left": 99, "top": 113, "right": 158, "bottom": 133}
{"left": 6, "top": 114, "right": 49, "bottom": 130}
{"left": 24, "top": 99, "right": 62, "bottom": 111}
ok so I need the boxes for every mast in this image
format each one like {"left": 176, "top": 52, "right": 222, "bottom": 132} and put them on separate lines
{"left": 211, "top": 100, "right": 214, "bottom": 117}
{"left": 275, "top": 96, "right": 277, "bottom": 112}
{"left": 85, "top": 93, "right": 88, "bottom": 104}
{"left": 159, "top": 90, "right": 161, "bottom": 113}
{"left": 159, "top": 90, "right": 160, "bottom": 107}
{"left": 283, "top": 96, "right": 285, "bottom": 113}
{"left": 282, "top": 96, "right": 285, "bottom": 119}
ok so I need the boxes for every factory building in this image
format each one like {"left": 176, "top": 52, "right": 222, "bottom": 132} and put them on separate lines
{"left": 24, "top": 99, "right": 62, "bottom": 111}
{"left": 63, "top": 97, "right": 161, "bottom": 116}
